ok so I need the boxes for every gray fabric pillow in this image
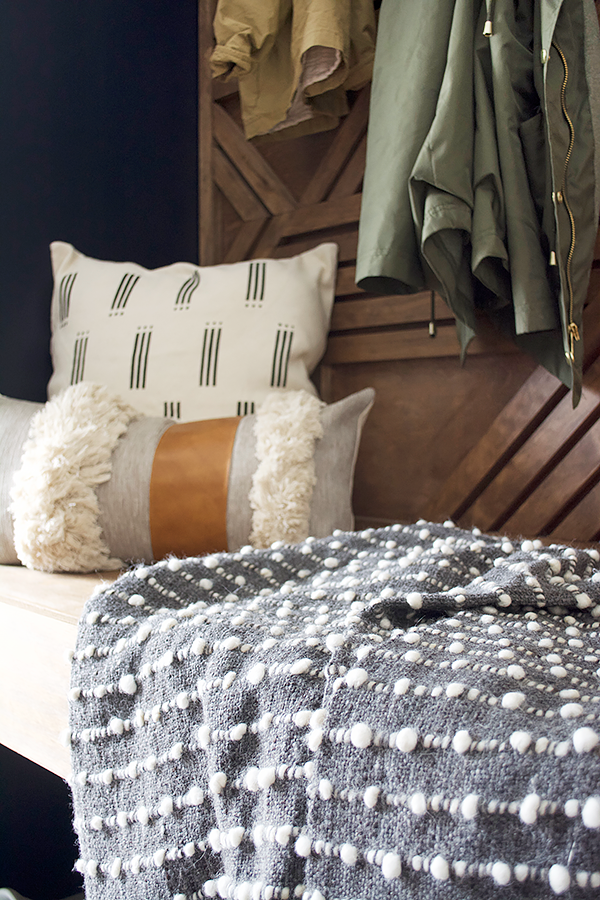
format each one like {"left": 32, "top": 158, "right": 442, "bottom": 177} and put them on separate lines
{"left": 1, "top": 388, "right": 374, "bottom": 571}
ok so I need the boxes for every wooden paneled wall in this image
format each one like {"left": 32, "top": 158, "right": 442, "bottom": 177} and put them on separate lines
{"left": 199, "top": 6, "right": 600, "bottom": 543}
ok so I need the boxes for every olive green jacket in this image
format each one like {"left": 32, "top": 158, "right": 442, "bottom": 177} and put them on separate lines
{"left": 356, "top": 0, "right": 600, "bottom": 404}
{"left": 211, "top": 0, "right": 376, "bottom": 140}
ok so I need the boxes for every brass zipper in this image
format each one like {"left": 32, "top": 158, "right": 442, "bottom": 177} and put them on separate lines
{"left": 552, "top": 40, "right": 579, "bottom": 363}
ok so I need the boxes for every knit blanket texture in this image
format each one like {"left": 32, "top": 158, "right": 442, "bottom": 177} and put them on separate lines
{"left": 68, "top": 521, "right": 600, "bottom": 900}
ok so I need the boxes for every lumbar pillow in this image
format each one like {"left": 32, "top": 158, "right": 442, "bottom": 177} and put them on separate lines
{"left": 48, "top": 241, "right": 337, "bottom": 421}
{"left": 3, "top": 383, "right": 374, "bottom": 572}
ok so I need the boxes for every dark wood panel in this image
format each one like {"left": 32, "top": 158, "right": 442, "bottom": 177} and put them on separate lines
{"left": 324, "top": 354, "right": 538, "bottom": 526}
{"left": 503, "top": 418, "right": 600, "bottom": 536}
{"left": 459, "top": 354, "right": 600, "bottom": 533}
{"left": 213, "top": 104, "right": 297, "bottom": 215}
{"left": 427, "top": 367, "right": 567, "bottom": 524}
{"left": 213, "top": 145, "right": 267, "bottom": 221}
{"left": 300, "top": 87, "right": 370, "bottom": 206}
{"left": 273, "top": 229, "right": 359, "bottom": 263}
{"left": 331, "top": 292, "right": 450, "bottom": 331}
{"left": 324, "top": 318, "right": 518, "bottom": 365}
{"left": 549, "top": 479, "right": 600, "bottom": 544}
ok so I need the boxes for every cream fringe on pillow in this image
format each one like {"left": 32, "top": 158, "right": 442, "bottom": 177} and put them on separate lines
{"left": 10, "top": 383, "right": 137, "bottom": 572}
{"left": 250, "top": 390, "right": 324, "bottom": 548}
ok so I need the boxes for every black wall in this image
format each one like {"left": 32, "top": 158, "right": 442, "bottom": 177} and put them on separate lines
{"left": 0, "top": 1, "right": 199, "bottom": 402}
{"left": 0, "top": 3, "right": 198, "bottom": 896}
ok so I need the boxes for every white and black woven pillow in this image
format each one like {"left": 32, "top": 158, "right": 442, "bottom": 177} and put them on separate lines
{"left": 48, "top": 241, "right": 338, "bottom": 421}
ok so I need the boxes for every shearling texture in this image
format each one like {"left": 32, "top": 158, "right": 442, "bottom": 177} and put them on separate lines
{"left": 249, "top": 390, "right": 324, "bottom": 548}
{"left": 10, "top": 382, "right": 138, "bottom": 572}
{"left": 69, "top": 521, "right": 600, "bottom": 900}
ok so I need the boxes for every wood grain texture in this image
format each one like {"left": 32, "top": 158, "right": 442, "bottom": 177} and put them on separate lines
{"left": 300, "top": 87, "right": 370, "bottom": 206}
{"left": 459, "top": 355, "right": 600, "bottom": 533}
{"left": 0, "top": 565, "right": 116, "bottom": 778}
{"left": 213, "top": 104, "right": 297, "bottom": 215}
{"left": 502, "top": 418, "right": 600, "bottom": 537}
{"left": 323, "top": 318, "right": 518, "bottom": 365}
{"left": 213, "top": 145, "right": 267, "bottom": 221}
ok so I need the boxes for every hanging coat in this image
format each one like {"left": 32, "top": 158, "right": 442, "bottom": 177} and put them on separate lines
{"left": 211, "top": 0, "right": 376, "bottom": 140}
{"left": 356, "top": 0, "right": 600, "bottom": 405}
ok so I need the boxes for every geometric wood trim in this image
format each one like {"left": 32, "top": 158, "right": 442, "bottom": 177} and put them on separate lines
{"left": 427, "top": 278, "right": 600, "bottom": 542}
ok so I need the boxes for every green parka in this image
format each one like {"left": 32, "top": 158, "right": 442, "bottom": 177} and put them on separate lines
{"left": 356, "top": 0, "right": 600, "bottom": 405}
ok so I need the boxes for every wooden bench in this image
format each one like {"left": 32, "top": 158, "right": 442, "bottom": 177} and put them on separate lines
{"left": 0, "top": 566, "right": 117, "bottom": 780}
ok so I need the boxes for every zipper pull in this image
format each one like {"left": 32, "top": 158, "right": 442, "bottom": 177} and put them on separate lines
{"left": 566, "top": 322, "right": 580, "bottom": 363}
{"left": 483, "top": 0, "right": 494, "bottom": 35}
{"left": 549, "top": 250, "right": 557, "bottom": 266}
{"left": 429, "top": 291, "right": 437, "bottom": 338}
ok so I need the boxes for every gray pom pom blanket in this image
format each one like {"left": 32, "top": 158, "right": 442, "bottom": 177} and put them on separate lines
{"left": 68, "top": 522, "right": 600, "bottom": 899}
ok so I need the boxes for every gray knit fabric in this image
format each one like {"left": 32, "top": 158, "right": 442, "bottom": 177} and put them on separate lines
{"left": 69, "top": 521, "right": 600, "bottom": 900}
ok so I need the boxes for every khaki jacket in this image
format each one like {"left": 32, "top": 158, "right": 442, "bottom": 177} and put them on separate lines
{"left": 211, "top": 0, "right": 376, "bottom": 140}
{"left": 356, "top": 0, "right": 600, "bottom": 405}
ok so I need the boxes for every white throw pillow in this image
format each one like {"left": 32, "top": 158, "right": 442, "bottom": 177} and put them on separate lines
{"left": 48, "top": 241, "right": 337, "bottom": 421}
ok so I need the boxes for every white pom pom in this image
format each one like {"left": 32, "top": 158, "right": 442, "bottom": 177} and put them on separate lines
{"left": 507, "top": 665, "right": 525, "bottom": 680}
{"left": 109, "top": 857, "right": 122, "bottom": 879}
{"left": 410, "top": 792, "right": 427, "bottom": 815}
{"left": 452, "top": 730, "right": 471, "bottom": 754}
{"left": 222, "top": 636, "right": 241, "bottom": 651}
{"left": 109, "top": 717, "right": 124, "bottom": 736}
{"left": 230, "top": 723, "right": 248, "bottom": 742}
{"left": 560, "top": 703, "right": 583, "bottom": 719}
{"left": 461, "top": 793, "right": 479, "bottom": 820}
{"left": 491, "top": 862, "right": 511, "bottom": 885}
{"left": 245, "top": 767, "right": 260, "bottom": 792}
{"left": 192, "top": 637, "right": 206, "bottom": 655}
{"left": 346, "top": 667, "right": 369, "bottom": 688}
{"left": 564, "top": 798, "right": 579, "bottom": 817}
{"left": 519, "top": 793, "right": 540, "bottom": 824}
{"left": 158, "top": 795, "right": 173, "bottom": 817}
{"left": 573, "top": 727, "right": 599, "bottom": 753}
{"left": 582, "top": 796, "right": 600, "bottom": 828}
{"left": 396, "top": 727, "right": 418, "bottom": 753}
{"left": 228, "top": 826, "right": 244, "bottom": 848}
{"left": 293, "top": 709, "right": 312, "bottom": 728}
{"left": 275, "top": 825, "right": 292, "bottom": 846}
{"left": 446, "top": 682, "right": 465, "bottom": 697}
{"left": 394, "top": 678, "right": 411, "bottom": 695}
{"left": 319, "top": 779, "right": 333, "bottom": 800}
{"left": 209, "top": 772, "right": 227, "bottom": 794}
{"left": 247, "top": 663, "right": 266, "bottom": 685}
{"left": 509, "top": 730, "right": 532, "bottom": 753}
{"left": 185, "top": 786, "right": 204, "bottom": 806}
{"left": 548, "top": 864, "right": 571, "bottom": 894}
{"left": 197, "top": 724, "right": 211, "bottom": 748}
{"left": 340, "top": 843, "right": 358, "bottom": 866}
{"left": 381, "top": 852, "right": 402, "bottom": 880}
{"left": 364, "top": 786, "right": 380, "bottom": 808}
{"left": 136, "top": 806, "right": 149, "bottom": 825}
{"left": 308, "top": 728, "right": 323, "bottom": 751}
{"left": 351, "top": 722, "right": 373, "bottom": 748}
{"left": 118, "top": 674, "right": 137, "bottom": 695}
{"left": 257, "top": 767, "right": 276, "bottom": 790}
{"left": 430, "top": 855, "right": 449, "bottom": 881}
{"left": 406, "top": 592, "right": 423, "bottom": 609}
{"left": 290, "top": 658, "right": 313, "bottom": 675}
{"left": 176, "top": 691, "right": 190, "bottom": 709}
{"left": 502, "top": 691, "right": 525, "bottom": 709}
{"left": 295, "top": 835, "right": 312, "bottom": 857}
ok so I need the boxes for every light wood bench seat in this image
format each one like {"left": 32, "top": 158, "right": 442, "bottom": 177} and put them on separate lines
{"left": 0, "top": 565, "right": 118, "bottom": 780}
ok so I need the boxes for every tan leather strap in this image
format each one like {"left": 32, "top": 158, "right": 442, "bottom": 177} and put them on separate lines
{"left": 149, "top": 417, "right": 240, "bottom": 560}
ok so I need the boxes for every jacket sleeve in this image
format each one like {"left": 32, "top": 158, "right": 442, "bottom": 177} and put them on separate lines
{"left": 210, "top": 0, "right": 291, "bottom": 80}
